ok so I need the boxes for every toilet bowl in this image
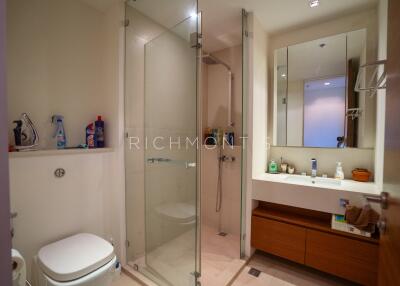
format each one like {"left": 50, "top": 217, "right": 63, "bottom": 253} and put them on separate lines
{"left": 36, "top": 233, "right": 116, "bottom": 286}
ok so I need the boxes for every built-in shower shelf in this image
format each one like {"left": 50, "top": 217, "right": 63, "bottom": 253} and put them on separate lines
{"left": 8, "top": 147, "right": 114, "bottom": 158}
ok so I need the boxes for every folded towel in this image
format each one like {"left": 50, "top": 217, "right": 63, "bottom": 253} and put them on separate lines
{"left": 345, "top": 204, "right": 380, "bottom": 232}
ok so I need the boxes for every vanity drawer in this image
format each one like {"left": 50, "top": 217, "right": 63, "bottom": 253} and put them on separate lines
{"left": 305, "top": 229, "right": 378, "bottom": 286}
{"left": 251, "top": 216, "right": 306, "bottom": 264}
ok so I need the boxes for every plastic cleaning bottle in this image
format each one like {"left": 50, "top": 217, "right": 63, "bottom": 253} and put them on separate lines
{"left": 52, "top": 115, "right": 66, "bottom": 149}
{"left": 86, "top": 123, "right": 96, "bottom": 149}
{"left": 95, "top": 115, "right": 105, "bottom": 148}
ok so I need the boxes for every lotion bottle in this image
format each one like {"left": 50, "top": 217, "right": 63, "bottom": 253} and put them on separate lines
{"left": 335, "top": 162, "right": 344, "bottom": 180}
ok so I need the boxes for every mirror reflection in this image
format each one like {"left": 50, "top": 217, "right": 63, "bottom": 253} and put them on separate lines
{"left": 273, "top": 29, "right": 375, "bottom": 148}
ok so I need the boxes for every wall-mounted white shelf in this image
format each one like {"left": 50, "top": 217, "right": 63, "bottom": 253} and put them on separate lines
{"left": 8, "top": 148, "right": 114, "bottom": 159}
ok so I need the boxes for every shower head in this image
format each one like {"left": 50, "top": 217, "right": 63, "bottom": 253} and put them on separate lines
{"left": 202, "top": 54, "right": 219, "bottom": 65}
{"left": 201, "top": 54, "right": 231, "bottom": 71}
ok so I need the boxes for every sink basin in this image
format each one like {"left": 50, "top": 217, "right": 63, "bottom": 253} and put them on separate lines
{"left": 284, "top": 175, "right": 341, "bottom": 187}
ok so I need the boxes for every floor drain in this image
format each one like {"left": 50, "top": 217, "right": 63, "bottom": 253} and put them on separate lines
{"left": 248, "top": 268, "right": 261, "bottom": 277}
{"left": 217, "top": 232, "right": 227, "bottom": 237}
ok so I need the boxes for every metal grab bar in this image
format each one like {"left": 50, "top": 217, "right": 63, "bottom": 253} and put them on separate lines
{"left": 146, "top": 158, "right": 196, "bottom": 169}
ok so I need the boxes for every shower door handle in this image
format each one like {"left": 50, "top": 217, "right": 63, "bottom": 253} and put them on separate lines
{"left": 186, "top": 162, "right": 196, "bottom": 169}
{"left": 147, "top": 158, "right": 196, "bottom": 169}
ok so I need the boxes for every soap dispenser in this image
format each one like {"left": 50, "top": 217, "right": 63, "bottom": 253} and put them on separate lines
{"left": 335, "top": 162, "right": 344, "bottom": 180}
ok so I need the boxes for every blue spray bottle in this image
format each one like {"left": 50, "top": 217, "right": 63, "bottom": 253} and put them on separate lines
{"left": 52, "top": 115, "right": 67, "bottom": 149}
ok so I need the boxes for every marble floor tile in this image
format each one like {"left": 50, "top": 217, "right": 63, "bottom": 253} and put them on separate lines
{"left": 231, "top": 252, "right": 357, "bottom": 286}
{"left": 112, "top": 273, "right": 142, "bottom": 286}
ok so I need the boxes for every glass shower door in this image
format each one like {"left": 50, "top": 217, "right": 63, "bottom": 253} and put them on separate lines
{"left": 143, "top": 16, "right": 199, "bottom": 286}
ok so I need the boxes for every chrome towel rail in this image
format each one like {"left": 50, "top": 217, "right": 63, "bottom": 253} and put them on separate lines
{"left": 147, "top": 158, "right": 196, "bottom": 169}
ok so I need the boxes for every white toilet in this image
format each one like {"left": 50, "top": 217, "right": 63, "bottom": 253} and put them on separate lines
{"left": 36, "top": 233, "right": 117, "bottom": 286}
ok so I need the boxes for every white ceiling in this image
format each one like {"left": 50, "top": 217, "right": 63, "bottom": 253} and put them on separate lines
{"left": 275, "top": 29, "right": 366, "bottom": 82}
{"left": 200, "top": 0, "right": 378, "bottom": 52}
{"left": 80, "top": 0, "right": 378, "bottom": 53}
{"left": 289, "top": 33, "right": 347, "bottom": 81}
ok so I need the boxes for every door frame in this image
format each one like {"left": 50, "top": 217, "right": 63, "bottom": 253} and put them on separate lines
{"left": 0, "top": 0, "right": 12, "bottom": 284}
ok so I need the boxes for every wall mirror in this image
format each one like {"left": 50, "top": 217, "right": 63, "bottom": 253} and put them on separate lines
{"left": 273, "top": 29, "right": 376, "bottom": 149}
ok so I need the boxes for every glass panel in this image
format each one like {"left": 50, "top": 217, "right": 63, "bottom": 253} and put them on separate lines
{"left": 144, "top": 16, "right": 198, "bottom": 286}
{"left": 124, "top": 1, "right": 199, "bottom": 285}
{"left": 240, "top": 9, "right": 248, "bottom": 258}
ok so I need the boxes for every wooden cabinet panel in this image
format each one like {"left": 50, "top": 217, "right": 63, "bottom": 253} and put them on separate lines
{"left": 251, "top": 216, "right": 306, "bottom": 264}
{"left": 305, "top": 229, "right": 379, "bottom": 286}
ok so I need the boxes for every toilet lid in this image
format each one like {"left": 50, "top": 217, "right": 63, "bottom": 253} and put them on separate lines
{"left": 38, "top": 233, "right": 114, "bottom": 282}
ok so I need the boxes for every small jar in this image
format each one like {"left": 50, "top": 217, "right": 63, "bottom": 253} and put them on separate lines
{"left": 288, "top": 166, "right": 295, "bottom": 174}
{"left": 280, "top": 163, "right": 288, "bottom": 173}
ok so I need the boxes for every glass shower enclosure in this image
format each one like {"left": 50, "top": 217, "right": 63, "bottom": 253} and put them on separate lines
{"left": 124, "top": 0, "right": 199, "bottom": 285}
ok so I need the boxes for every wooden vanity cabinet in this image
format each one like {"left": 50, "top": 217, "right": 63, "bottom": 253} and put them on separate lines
{"left": 251, "top": 202, "right": 379, "bottom": 286}
{"left": 252, "top": 216, "right": 306, "bottom": 264}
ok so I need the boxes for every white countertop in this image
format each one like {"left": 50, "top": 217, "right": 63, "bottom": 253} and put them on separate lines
{"left": 254, "top": 173, "right": 380, "bottom": 195}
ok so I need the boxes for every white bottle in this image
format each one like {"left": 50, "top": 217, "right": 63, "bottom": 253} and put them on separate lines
{"left": 335, "top": 162, "right": 344, "bottom": 180}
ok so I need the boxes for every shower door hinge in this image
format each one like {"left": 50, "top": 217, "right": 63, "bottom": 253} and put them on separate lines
{"left": 190, "top": 32, "right": 202, "bottom": 49}
{"left": 126, "top": 240, "right": 130, "bottom": 248}
{"left": 123, "top": 19, "right": 130, "bottom": 27}
{"left": 242, "top": 233, "right": 246, "bottom": 241}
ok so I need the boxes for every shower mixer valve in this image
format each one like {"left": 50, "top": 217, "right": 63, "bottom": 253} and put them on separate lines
{"left": 220, "top": 155, "right": 235, "bottom": 162}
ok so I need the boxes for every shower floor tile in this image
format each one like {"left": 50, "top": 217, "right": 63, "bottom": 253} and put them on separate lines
{"left": 200, "top": 224, "right": 246, "bottom": 286}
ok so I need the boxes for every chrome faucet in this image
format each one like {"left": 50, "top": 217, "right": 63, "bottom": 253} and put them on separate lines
{"left": 311, "top": 158, "right": 317, "bottom": 178}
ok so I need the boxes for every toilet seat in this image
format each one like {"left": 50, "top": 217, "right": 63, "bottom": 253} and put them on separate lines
{"left": 37, "top": 233, "right": 115, "bottom": 282}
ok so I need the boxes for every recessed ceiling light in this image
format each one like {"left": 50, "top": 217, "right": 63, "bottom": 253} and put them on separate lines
{"left": 324, "top": 82, "right": 331, "bottom": 86}
{"left": 309, "top": 0, "right": 320, "bottom": 8}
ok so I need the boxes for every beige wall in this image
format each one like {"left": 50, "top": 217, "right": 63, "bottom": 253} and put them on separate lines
{"left": 375, "top": 0, "right": 388, "bottom": 189}
{"left": 7, "top": 0, "right": 126, "bottom": 283}
{"left": 6, "top": 0, "right": 118, "bottom": 149}
{"left": 10, "top": 151, "right": 121, "bottom": 282}
{"left": 201, "top": 146, "right": 241, "bottom": 239}
{"left": 244, "top": 13, "right": 268, "bottom": 257}
{"left": 204, "top": 45, "right": 243, "bottom": 141}
{"left": 269, "top": 146, "right": 375, "bottom": 179}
